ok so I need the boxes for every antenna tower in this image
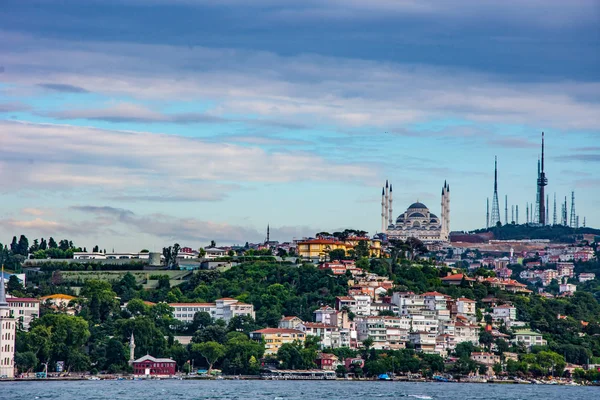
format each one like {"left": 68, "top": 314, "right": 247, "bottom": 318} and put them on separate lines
{"left": 516, "top": 205, "right": 519, "bottom": 225}
{"left": 570, "top": 191, "right": 576, "bottom": 228}
{"left": 553, "top": 193, "right": 557, "bottom": 225}
{"left": 505, "top": 195, "right": 508, "bottom": 225}
{"left": 538, "top": 132, "right": 548, "bottom": 225}
{"left": 486, "top": 198, "right": 490, "bottom": 229}
{"left": 490, "top": 157, "right": 501, "bottom": 226}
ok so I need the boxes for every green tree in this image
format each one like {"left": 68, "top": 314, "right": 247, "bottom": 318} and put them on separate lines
{"left": 7, "top": 275, "right": 24, "bottom": 293}
{"left": 329, "top": 249, "right": 346, "bottom": 261}
{"left": 15, "top": 351, "right": 38, "bottom": 373}
{"left": 193, "top": 341, "right": 225, "bottom": 373}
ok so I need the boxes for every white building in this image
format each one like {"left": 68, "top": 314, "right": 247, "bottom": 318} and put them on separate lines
{"left": 513, "top": 330, "right": 547, "bottom": 348}
{"left": 559, "top": 283, "right": 577, "bottom": 294}
{"left": 0, "top": 275, "right": 16, "bottom": 378}
{"left": 423, "top": 292, "right": 448, "bottom": 312}
{"left": 299, "top": 322, "right": 341, "bottom": 349}
{"left": 203, "top": 248, "right": 228, "bottom": 259}
{"left": 492, "top": 304, "right": 517, "bottom": 323}
{"left": 456, "top": 298, "right": 476, "bottom": 318}
{"left": 170, "top": 298, "right": 254, "bottom": 324}
{"left": 353, "top": 295, "right": 372, "bottom": 316}
{"left": 579, "top": 273, "right": 596, "bottom": 283}
{"left": 6, "top": 297, "right": 40, "bottom": 330}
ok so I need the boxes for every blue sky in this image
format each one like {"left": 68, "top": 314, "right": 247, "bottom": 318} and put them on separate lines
{"left": 0, "top": 0, "right": 598, "bottom": 250}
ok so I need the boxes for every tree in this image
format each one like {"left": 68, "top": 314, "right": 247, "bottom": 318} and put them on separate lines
{"left": 193, "top": 325, "right": 227, "bottom": 344}
{"left": 354, "top": 240, "right": 370, "bottom": 259}
{"left": 93, "top": 245, "right": 99, "bottom": 253}
{"left": 15, "top": 351, "right": 38, "bottom": 373}
{"left": 17, "top": 235, "right": 29, "bottom": 256}
{"left": 210, "top": 240, "right": 216, "bottom": 248}
{"left": 493, "top": 362, "right": 503, "bottom": 376}
{"left": 7, "top": 275, "right": 24, "bottom": 293}
{"left": 198, "top": 248, "right": 206, "bottom": 258}
{"left": 48, "top": 237, "right": 58, "bottom": 249}
{"left": 193, "top": 341, "right": 225, "bottom": 373}
{"left": 40, "top": 238, "right": 47, "bottom": 250}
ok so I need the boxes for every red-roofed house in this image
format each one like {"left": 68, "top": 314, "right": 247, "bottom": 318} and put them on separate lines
{"left": 441, "top": 273, "right": 475, "bottom": 286}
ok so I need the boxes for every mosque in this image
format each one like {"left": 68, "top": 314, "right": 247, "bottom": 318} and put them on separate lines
{"left": 380, "top": 181, "right": 450, "bottom": 243}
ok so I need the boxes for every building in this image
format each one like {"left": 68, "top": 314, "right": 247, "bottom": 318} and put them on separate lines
{"left": 300, "top": 323, "right": 340, "bottom": 348}
{"left": 278, "top": 316, "right": 304, "bottom": 330}
{"left": 471, "top": 352, "right": 500, "bottom": 374}
{"left": 559, "top": 283, "right": 577, "bottom": 294}
{"left": 384, "top": 181, "right": 450, "bottom": 243}
{"left": 6, "top": 297, "right": 39, "bottom": 330}
{"left": 132, "top": 355, "right": 177, "bottom": 376}
{"left": 250, "top": 328, "right": 306, "bottom": 355}
{"left": 441, "top": 273, "right": 475, "bottom": 286}
{"left": 203, "top": 247, "right": 228, "bottom": 259}
{"left": 455, "top": 298, "right": 476, "bottom": 318}
{"left": 315, "top": 353, "right": 339, "bottom": 370}
{"left": 579, "top": 273, "right": 596, "bottom": 283}
{"left": 0, "top": 273, "right": 16, "bottom": 378}
{"left": 170, "top": 298, "right": 255, "bottom": 324}
{"left": 513, "top": 330, "right": 547, "bottom": 348}
{"left": 296, "top": 237, "right": 382, "bottom": 260}
{"left": 492, "top": 304, "right": 517, "bottom": 324}
{"left": 40, "top": 294, "right": 77, "bottom": 315}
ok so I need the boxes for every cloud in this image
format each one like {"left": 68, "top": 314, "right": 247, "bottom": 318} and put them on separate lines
{"left": 70, "top": 205, "right": 316, "bottom": 243}
{"left": 555, "top": 154, "right": 600, "bottom": 163}
{"left": 1, "top": 32, "right": 597, "bottom": 131}
{"left": 37, "top": 83, "right": 89, "bottom": 93}
{"left": 487, "top": 137, "right": 539, "bottom": 149}
{"left": 0, "top": 120, "right": 378, "bottom": 195}
{"left": 46, "top": 102, "right": 226, "bottom": 124}
{"left": 0, "top": 102, "right": 31, "bottom": 113}
{"left": 21, "top": 208, "right": 45, "bottom": 216}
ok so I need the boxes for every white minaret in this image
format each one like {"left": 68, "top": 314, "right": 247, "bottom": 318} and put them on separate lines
{"left": 381, "top": 187, "right": 386, "bottom": 233}
{"left": 129, "top": 332, "right": 136, "bottom": 365}
{"left": 0, "top": 267, "right": 16, "bottom": 378}
{"left": 445, "top": 182, "right": 450, "bottom": 237}
{"left": 441, "top": 184, "right": 446, "bottom": 234}
{"left": 388, "top": 184, "right": 393, "bottom": 229}
{"left": 384, "top": 180, "right": 389, "bottom": 230}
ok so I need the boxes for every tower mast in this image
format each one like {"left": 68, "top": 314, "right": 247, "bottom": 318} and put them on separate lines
{"left": 570, "top": 191, "right": 576, "bottom": 228}
{"left": 505, "top": 195, "right": 508, "bottom": 225}
{"left": 553, "top": 193, "right": 557, "bottom": 225}
{"left": 486, "top": 198, "right": 489, "bottom": 229}
{"left": 538, "top": 132, "right": 548, "bottom": 225}
{"left": 491, "top": 157, "right": 501, "bottom": 226}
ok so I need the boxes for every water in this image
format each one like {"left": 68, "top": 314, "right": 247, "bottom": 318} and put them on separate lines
{"left": 0, "top": 380, "right": 596, "bottom": 400}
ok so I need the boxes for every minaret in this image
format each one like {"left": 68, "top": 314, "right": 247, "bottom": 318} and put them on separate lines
{"left": 0, "top": 266, "right": 16, "bottom": 378}
{"left": 441, "top": 183, "right": 446, "bottom": 234}
{"left": 129, "top": 332, "right": 136, "bottom": 365}
{"left": 538, "top": 132, "right": 548, "bottom": 225}
{"left": 491, "top": 157, "right": 501, "bottom": 226}
{"left": 384, "top": 180, "right": 389, "bottom": 230}
{"left": 266, "top": 224, "right": 270, "bottom": 243}
{"left": 381, "top": 187, "right": 386, "bottom": 233}
{"left": 388, "top": 184, "right": 393, "bottom": 229}
{"left": 446, "top": 183, "right": 450, "bottom": 236}
{"left": 511, "top": 205, "right": 514, "bottom": 224}
{"left": 486, "top": 198, "right": 489, "bottom": 229}
{"left": 553, "top": 193, "right": 557, "bottom": 225}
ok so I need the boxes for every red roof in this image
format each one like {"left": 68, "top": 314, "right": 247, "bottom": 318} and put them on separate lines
{"left": 457, "top": 297, "right": 476, "bottom": 302}
{"left": 422, "top": 291, "right": 446, "bottom": 297}
{"left": 251, "top": 328, "right": 305, "bottom": 335}
{"left": 7, "top": 298, "right": 39, "bottom": 303}
{"left": 442, "top": 273, "right": 474, "bottom": 281}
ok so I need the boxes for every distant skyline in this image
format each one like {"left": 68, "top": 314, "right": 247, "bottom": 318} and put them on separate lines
{"left": 0, "top": 1, "right": 599, "bottom": 249}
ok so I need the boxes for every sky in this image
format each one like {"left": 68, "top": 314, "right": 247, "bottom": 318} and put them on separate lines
{"left": 0, "top": 0, "right": 599, "bottom": 250}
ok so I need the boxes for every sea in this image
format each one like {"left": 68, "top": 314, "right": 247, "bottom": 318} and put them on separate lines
{"left": 0, "top": 380, "right": 597, "bottom": 400}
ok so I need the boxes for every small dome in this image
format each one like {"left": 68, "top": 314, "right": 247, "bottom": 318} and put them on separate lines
{"left": 430, "top": 219, "right": 439, "bottom": 223}
{"left": 409, "top": 212, "right": 425, "bottom": 218}
{"left": 408, "top": 202, "right": 428, "bottom": 209}
{"left": 429, "top": 213, "right": 438, "bottom": 219}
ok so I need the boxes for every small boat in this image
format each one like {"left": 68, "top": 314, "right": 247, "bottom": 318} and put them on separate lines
{"left": 378, "top": 374, "right": 392, "bottom": 381}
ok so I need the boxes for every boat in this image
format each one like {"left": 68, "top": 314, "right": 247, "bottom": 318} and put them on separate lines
{"left": 378, "top": 373, "right": 392, "bottom": 381}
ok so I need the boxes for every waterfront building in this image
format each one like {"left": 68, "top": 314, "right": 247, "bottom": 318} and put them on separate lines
{"left": 6, "top": 297, "right": 39, "bottom": 330}
{"left": 132, "top": 355, "right": 177, "bottom": 376}
{"left": 296, "top": 237, "right": 382, "bottom": 261}
{"left": 250, "top": 328, "right": 306, "bottom": 355}
{"left": 278, "top": 316, "right": 303, "bottom": 330}
{"left": 0, "top": 273, "right": 16, "bottom": 378}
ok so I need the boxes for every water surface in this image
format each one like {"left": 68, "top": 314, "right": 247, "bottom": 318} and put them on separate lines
{"left": 1, "top": 380, "right": 596, "bottom": 400}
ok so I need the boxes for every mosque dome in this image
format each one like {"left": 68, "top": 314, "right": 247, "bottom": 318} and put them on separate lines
{"left": 408, "top": 202, "right": 428, "bottom": 209}
{"left": 409, "top": 212, "right": 426, "bottom": 218}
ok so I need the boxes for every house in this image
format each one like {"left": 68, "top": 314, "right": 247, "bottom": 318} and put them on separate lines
{"left": 513, "top": 330, "right": 547, "bottom": 348}
{"left": 471, "top": 352, "right": 500, "bottom": 374}
{"left": 455, "top": 298, "right": 476, "bottom": 318}
{"left": 579, "top": 273, "right": 596, "bottom": 282}
{"left": 441, "top": 273, "right": 475, "bottom": 286}
{"left": 335, "top": 296, "right": 357, "bottom": 313}
{"left": 40, "top": 294, "right": 76, "bottom": 307}
{"left": 278, "top": 316, "right": 304, "bottom": 330}
{"left": 409, "top": 331, "right": 437, "bottom": 353}
{"left": 132, "top": 355, "right": 177, "bottom": 376}
{"left": 422, "top": 292, "right": 449, "bottom": 311}
{"left": 203, "top": 247, "right": 228, "bottom": 259}
{"left": 315, "top": 353, "right": 339, "bottom": 370}
{"left": 557, "top": 263, "right": 574, "bottom": 278}
{"left": 454, "top": 320, "right": 479, "bottom": 345}
{"left": 6, "top": 297, "right": 40, "bottom": 330}
{"left": 313, "top": 306, "right": 338, "bottom": 325}
{"left": 299, "top": 322, "right": 340, "bottom": 348}
{"left": 250, "top": 328, "right": 306, "bottom": 355}
{"left": 492, "top": 304, "right": 517, "bottom": 322}
{"left": 559, "top": 283, "right": 577, "bottom": 294}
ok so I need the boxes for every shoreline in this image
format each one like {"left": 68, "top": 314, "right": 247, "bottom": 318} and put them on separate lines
{"left": 1, "top": 376, "right": 591, "bottom": 386}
